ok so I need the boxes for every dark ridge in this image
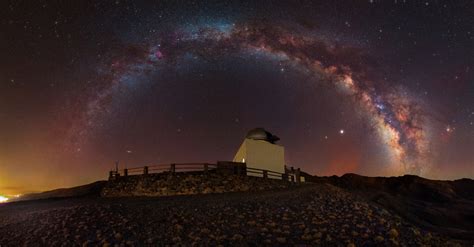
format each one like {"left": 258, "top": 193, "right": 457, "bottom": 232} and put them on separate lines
{"left": 10, "top": 181, "right": 107, "bottom": 202}
{"left": 306, "top": 173, "right": 474, "bottom": 240}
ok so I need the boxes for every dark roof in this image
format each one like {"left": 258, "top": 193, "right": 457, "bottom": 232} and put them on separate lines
{"left": 246, "top": 128, "right": 280, "bottom": 144}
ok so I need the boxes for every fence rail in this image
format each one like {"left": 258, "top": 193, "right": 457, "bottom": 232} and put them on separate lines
{"left": 246, "top": 167, "right": 284, "bottom": 179}
{"left": 109, "top": 162, "right": 300, "bottom": 182}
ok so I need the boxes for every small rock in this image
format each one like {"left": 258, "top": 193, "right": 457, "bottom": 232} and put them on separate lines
{"left": 276, "top": 237, "right": 286, "bottom": 243}
{"left": 301, "top": 234, "right": 312, "bottom": 241}
{"left": 375, "top": 235, "right": 384, "bottom": 243}
{"left": 326, "top": 234, "right": 332, "bottom": 242}
{"left": 201, "top": 228, "right": 210, "bottom": 234}
{"left": 267, "top": 222, "right": 277, "bottom": 228}
{"left": 175, "top": 224, "right": 184, "bottom": 231}
{"left": 232, "top": 234, "right": 243, "bottom": 241}
{"left": 388, "top": 228, "right": 399, "bottom": 238}
{"left": 390, "top": 238, "right": 399, "bottom": 246}
{"left": 230, "top": 223, "right": 239, "bottom": 228}
{"left": 247, "top": 220, "right": 256, "bottom": 226}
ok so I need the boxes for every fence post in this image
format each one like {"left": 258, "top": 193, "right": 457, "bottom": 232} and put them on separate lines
{"left": 290, "top": 175, "right": 295, "bottom": 183}
{"left": 109, "top": 171, "right": 114, "bottom": 180}
{"left": 236, "top": 164, "right": 245, "bottom": 176}
{"left": 263, "top": 170, "right": 268, "bottom": 179}
{"left": 204, "top": 164, "right": 208, "bottom": 174}
{"left": 170, "top": 164, "right": 176, "bottom": 174}
{"left": 296, "top": 168, "right": 301, "bottom": 183}
{"left": 124, "top": 168, "right": 128, "bottom": 177}
{"left": 281, "top": 173, "right": 288, "bottom": 181}
{"left": 144, "top": 166, "right": 149, "bottom": 175}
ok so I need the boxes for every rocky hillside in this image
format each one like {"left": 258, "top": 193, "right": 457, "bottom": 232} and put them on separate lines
{"left": 4, "top": 171, "right": 472, "bottom": 243}
{"left": 0, "top": 184, "right": 462, "bottom": 246}
{"left": 308, "top": 173, "right": 474, "bottom": 241}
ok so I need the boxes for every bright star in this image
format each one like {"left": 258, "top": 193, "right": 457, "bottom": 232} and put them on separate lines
{"left": 339, "top": 129, "right": 345, "bottom": 134}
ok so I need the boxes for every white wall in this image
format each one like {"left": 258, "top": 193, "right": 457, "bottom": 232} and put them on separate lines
{"left": 233, "top": 139, "right": 285, "bottom": 177}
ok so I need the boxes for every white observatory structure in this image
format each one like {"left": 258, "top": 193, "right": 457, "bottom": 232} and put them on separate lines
{"left": 233, "top": 128, "right": 285, "bottom": 175}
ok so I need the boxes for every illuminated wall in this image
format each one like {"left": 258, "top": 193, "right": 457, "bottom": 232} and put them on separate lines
{"left": 233, "top": 139, "right": 285, "bottom": 176}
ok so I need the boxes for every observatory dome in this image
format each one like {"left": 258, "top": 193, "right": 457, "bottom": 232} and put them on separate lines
{"left": 246, "top": 128, "right": 280, "bottom": 144}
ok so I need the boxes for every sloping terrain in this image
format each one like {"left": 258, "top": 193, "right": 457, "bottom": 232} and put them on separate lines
{"left": 0, "top": 184, "right": 461, "bottom": 246}
{"left": 2, "top": 173, "right": 472, "bottom": 245}
{"left": 11, "top": 181, "right": 106, "bottom": 202}
{"left": 307, "top": 174, "right": 474, "bottom": 241}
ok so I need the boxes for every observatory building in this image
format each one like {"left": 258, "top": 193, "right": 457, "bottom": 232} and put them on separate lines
{"left": 233, "top": 128, "right": 285, "bottom": 175}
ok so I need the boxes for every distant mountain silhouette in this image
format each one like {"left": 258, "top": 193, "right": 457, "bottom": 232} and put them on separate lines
{"left": 11, "top": 181, "right": 106, "bottom": 202}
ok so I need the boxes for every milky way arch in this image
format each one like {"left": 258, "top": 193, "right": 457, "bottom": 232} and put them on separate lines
{"left": 72, "top": 21, "right": 431, "bottom": 175}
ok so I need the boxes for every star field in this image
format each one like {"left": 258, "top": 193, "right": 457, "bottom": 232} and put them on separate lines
{"left": 0, "top": 0, "right": 473, "bottom": 196}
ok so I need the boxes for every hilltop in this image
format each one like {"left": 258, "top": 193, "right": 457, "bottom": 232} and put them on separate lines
{"left": 1, "top": 172, "right": 472, "bottom": 245}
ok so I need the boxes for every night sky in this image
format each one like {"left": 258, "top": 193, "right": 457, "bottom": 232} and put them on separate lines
{"left": 1, "top": 0, "right": 473, "bottom": 196}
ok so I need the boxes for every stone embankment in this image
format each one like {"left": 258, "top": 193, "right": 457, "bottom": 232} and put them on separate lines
{"left": 102, "top": 172, "right": 292, "bottom": 197}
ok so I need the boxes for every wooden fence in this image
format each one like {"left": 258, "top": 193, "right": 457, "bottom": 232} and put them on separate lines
{"left": 246, "top": 167, "right": 285, "bottom": 180}
{"left": 109, "top": 162, "right": 300, "bottom": 182}
{"left": 110, "top": 163, "right": 217, "bottom": 177}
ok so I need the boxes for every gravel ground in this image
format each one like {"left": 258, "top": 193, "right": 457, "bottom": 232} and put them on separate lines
{"left": 0, "top": 183, "right": 464, "bottom": 246}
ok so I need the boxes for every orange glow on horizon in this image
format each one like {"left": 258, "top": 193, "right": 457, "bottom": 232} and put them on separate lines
{"left": 0, "top": 195, "right": 9, "bottom": 203}
{"left": 322, "top": 138, "right": 361, "bottom": 176}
